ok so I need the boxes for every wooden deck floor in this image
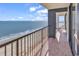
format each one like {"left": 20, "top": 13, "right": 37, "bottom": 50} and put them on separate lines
{"left": 48, "top": 29, "right": 72, "bottom": 56}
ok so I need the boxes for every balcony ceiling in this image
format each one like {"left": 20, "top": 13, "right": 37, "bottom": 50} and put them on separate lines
{"left": 42, "top": 3, "right": 70, "bottom": 10}
{"left": 41, "top": 3, "right": 70, "bottom": 16}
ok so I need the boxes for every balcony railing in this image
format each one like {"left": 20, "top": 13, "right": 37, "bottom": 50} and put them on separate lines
{"left": 0, "top": 26, "right": 48, "bottom": 56}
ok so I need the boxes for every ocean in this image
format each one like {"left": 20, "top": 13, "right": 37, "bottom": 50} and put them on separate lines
{"left": 0, "top": 21, "right": 48, "bottom": 39}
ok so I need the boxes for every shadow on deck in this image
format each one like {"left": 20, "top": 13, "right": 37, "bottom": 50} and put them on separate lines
{"left": 48, "top": 29, "right": 72, "bottom": 56}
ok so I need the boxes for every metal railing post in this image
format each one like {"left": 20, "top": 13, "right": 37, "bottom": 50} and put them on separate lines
{"left": 16, "top": 40, "right": 19, "bottom": 56}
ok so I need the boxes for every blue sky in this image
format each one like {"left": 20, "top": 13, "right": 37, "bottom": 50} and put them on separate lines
{"left": 0, "top": 3, "right": 48, "bottom": 21}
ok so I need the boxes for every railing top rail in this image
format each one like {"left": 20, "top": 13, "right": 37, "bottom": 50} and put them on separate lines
{"left": 0, "top": 26, "right": 48, "bottom": 47}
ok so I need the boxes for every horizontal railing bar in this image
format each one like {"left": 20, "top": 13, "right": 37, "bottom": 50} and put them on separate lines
{"left": 0, "top": 26, "right": 48, "bottom": 48}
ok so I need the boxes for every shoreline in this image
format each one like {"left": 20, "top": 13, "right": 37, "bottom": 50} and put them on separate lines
{"left": 0, "top": 26, "right": 46, "bottom": 44}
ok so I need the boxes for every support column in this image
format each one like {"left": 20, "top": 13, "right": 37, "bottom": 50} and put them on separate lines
{"left": 48, "top": 10, "right": 56, "bottom": 56}
{"left": 68, "top": 3, "right": 77, "bottom": 56}
{"left": 77, "top": 3, "right": 79, "bottom": 55}
{"left": 48, "top": 10, "right": 56, "bottom": 38}
{"left": 56, "top": 15, "right": 59, "bottom": 29}
{"left": 68, "top": 4, "right": 74, "bottom": 55}
{"left": 77, "top": 4, "right": 79, "bottom": 41}
{"left": 65, "top": 14, "right": 67, "bottom": 30}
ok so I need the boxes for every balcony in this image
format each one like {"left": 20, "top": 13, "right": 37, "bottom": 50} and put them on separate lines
{"left": 0, "top": 3, "right": 79, "bottom": 56}
{"left": 0, "top": 26, "right": 73, "bottom": 56}
{"left": 0, "top": 26, "right": 48, "bottom": 56}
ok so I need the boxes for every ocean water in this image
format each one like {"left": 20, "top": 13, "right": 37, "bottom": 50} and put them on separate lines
{"left": 0, "top": 21, "right": 48, "bottom": 39}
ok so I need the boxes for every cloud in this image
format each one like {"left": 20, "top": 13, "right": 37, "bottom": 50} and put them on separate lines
{"left": 29, "top": 5, "right": 48, "bottom": 21}
{"left": 36, "top": 16, "right": 48, "bottom": 21}
{"left": 37, "top": 5, "right": 42, "bottom": 9}
{"left": 30, "top": 7, "right": 37, "bottom": 12}
{"left": 18, "top": 17, "right": 23, "bottom": 19}
{"left": 9, "top": 17, "right": 24, "bottom": 21}
{"left": 29, "top": 5, "right": 42, "bottom": 12}
{"left": 29, "top": 8, "right": 48, "bottom": 21}
{"left": 36, "top": 9, "right": 48, "bottom": 18}
{"left": 37, "top": 9, "right": 48, "bottom": 14}
{"left": 31, "top": 16, "right": 48, "bottom": 21}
